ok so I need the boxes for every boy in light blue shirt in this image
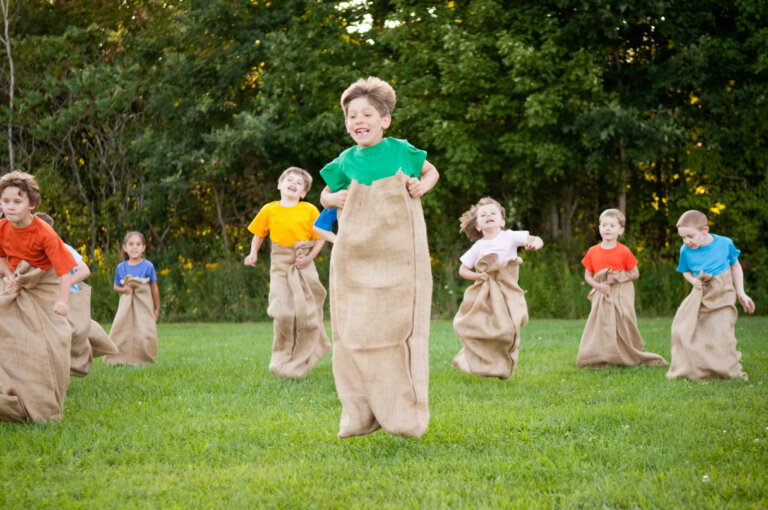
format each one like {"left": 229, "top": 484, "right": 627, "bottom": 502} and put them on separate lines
{"left": 667, "top": 210, "right": 754, "bottom": 381}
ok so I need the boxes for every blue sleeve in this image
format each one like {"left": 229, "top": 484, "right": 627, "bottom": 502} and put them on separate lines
{"left": 676, "top": 246, "right": 690, "bottom": 273}
{"left": 313, "top": 208, "right": 337, "bottom": 232}
{"left": 145, "top": 260, "right": 157, "bottom": 284}
{"left": 725, "top": 237, "right": 740, "bottom": 266}
{"left": 114, "top": 262, "right": 125, "bottom": 285}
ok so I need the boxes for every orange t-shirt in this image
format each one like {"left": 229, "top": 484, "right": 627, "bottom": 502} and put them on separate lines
{"left": 0, "top": 216, "right": 76, "bottom": 276}
{"left": 581, "top": 242, "right": 638, "bottom": 274}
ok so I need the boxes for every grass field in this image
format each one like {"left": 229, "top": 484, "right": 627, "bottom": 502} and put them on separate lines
{"left": 1, "top": 318, "right": 766, "bottom": 508}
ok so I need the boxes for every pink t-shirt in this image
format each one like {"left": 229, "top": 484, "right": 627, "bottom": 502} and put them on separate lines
{"left": 460, "top": 229, "right": 529, "bottom": 269}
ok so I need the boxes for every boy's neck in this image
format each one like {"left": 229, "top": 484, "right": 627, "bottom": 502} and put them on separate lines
{"left": 600, "top": 239, "right": 618, "bottom": 249}
{"left": 481, "top": 226, "right": 503, "bottom": 240}
{"left": 701, "top": 233, "right": 714, "bottom": 246}
{"left": 358, "top": 137, "right": 385, "bottom": 149}
{"left": 279, "top": 196, "right": 300, "bottom": 207}
{"left": 8, "top": 213, "right": 34, "bottom": 229}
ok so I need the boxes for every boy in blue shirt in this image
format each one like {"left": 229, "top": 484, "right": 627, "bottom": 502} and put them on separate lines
{"left": 667, "top": 210, "right": 754, "bottom": 381}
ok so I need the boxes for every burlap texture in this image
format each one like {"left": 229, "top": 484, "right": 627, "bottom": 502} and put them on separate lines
{"left": 68, "top": 283, "right": 94, "bottom": 377}
{"left": 667, "top": 271, "right": 747, "bottom": 380}
{"left": 266, "top": 241, "right": 331, "bottom": 378}
{"left": 330, "top": 172, "right": 432, "bottom": 439}
{"left": 0, "top": 262, "right": 71, "bottom": 422}
{"left": 103, "top": 276, "right": 157, "bottom": 365}
{"left": 577, "top": 268, "right": 668, "bottom": 368}
{"left": 88, "top": 320, "right": 118, "bottom": 358}
{"left": 452, "top": 255, "right": 528, "bottom": 379}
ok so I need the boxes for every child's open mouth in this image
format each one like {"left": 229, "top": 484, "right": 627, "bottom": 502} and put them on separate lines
{"left": 355, "top": 128, "right": 369, "bottom": 136}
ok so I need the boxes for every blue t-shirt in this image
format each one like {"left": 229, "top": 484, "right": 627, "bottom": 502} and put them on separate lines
{"left": 676, "top": 234, "right": 740, "bottom": 277}
{"left": 313, "top": 208, "right": 338, "bottom": 233}
{"left": 65, "top": 244, "right": 83, "bottom": 293}
{"left": 114, "top": 259, "right": 157, "bottom": 285}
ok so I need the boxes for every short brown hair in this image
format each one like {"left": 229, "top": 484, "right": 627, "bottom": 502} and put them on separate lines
{"left": 35, "top": 212, "right": 55, "bottom": 227}
{"left": 600, "top": 208, "right": 626, "bottom": 228}
{"left": 676, "top": 210, "right": 708, "bottom": 229}
{"left": 340, "top": 76, "right": 396, "bottom": 118}
{"left": 278, "top": 166, "right": 312, "bottom": 192}
{"left": 0, "top": 170, "right": 41, "bottom": 207}
{"left": 459, "top": 197, "right": 507, "bottom": 242}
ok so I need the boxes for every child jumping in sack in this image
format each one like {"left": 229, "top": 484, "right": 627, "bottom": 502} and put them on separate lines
{"left": 320, "top": 76, "right": 439, "bottom": 439}
{"left": 244, "top": 166, "right": 330, "bottom": 379}
{"left": 0, "top": 171, "right": 75, "bottom": 421}
{"left": 103, "top": 231, "right": 160, "bottom": 366}
{"left": 578, "top": 208, "right": 667, "bottom": 368}
{"left": 667, "top": 210, "right": 755, "bottom": 381}
{"left": 452, "top": 197, "right": 543, "bottom": 379}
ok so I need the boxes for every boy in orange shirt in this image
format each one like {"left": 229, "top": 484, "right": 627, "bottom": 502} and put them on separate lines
{"left": 0, "top": 171, "right": 75, "bottom": 421}
{"left": 578, "top": 208, "right": 667, "bottom": 368}
{"left": 244, "top": 167, "right": 330, "bottom": 378}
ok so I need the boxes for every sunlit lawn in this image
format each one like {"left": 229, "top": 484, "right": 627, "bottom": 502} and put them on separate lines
{"left": 1, "top": 318, "right": 766, "bottom": 508}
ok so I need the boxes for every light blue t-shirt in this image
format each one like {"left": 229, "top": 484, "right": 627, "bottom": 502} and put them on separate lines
{"left": 114, "top": 259, "right": 157, "bottom": 285}
{"left": 676, "top": 234, "right": 740, "bottom": 277}
{"left": 65, "top": 244, "right": 83, "bottom": 293}
{"left": 313, "top": 208, "right": 338, "bottom": 233}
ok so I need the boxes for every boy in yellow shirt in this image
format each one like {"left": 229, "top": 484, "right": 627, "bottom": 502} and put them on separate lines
{"left": 244, "top": 167, "right": 330, "bottom": 378}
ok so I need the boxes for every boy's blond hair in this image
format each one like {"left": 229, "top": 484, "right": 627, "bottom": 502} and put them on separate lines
{"left": 0, "top": 170, "right": 41, "bottom": 207}
{"left": 459, "top": 197, "right": 507, "bottom": 242}
{"left": 340, "top": 76, "right": 396, "bottom": 118}
{"left": 676, "top": 210, "right": 708, "bottom": 229}
{"left": 278, "top": 166, "right": 313, "bottom": 192}
{"left": 600, "top": 208, "right": 626, "bottom": 228}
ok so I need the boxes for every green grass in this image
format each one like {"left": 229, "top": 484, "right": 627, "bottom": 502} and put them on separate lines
{"left": 2, "top": 318, "right": 766, "bottom": 508}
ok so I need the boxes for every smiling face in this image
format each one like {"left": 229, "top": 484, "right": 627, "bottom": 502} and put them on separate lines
{"left": 678, "top": 225, "right": 709, "bottom": 249}
{"left": 123, "top": 233, "right": 146, "bottom": 262}
{"left": 277, "top": 171, "right": 307, "bottom": 201}
{"left": 345, "top": 96, "right": 391, "bottom": 148}
{"left": 475, "top": 203, "right": 505, "bottom": 235}
{"left": 0, "top": 186, "right": 36, "bottom": 228}
{"left": 599, "top": 215, "right": 624, "bottom": 243}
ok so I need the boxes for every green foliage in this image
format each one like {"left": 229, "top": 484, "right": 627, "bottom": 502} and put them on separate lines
{"left": 0, "top": 0, "right": 766, "bottom": 316}
{"left": 1, "top": 319, "right": 766, "bottom": 507}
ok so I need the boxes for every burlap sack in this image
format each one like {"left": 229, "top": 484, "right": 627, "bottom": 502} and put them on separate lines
{"left": 330, "top": 172, "right": 432, "bottom": 439}
{"left": 67, "top": 283, "right": 118, "bottom": 376}
{"left": 667, "top": 271, "right": 747, "bottom": 380}
{"left": 103, "top": 276, "right": 157, "bottom": 365}
{"left": 0, "top": 261, "right": 71, "bottom": 422}
{"left": 88, "top": 320, "right": 118, "bottom": 358}
{"left": 68, "top": 283, "right": 94, "bottom": 377}
{"left": 452, "top": 255, "right": 528, "bottom": 379}
{"left": 578, "top": 268, "right": 668, "bottom": 368}
{"left": 266, "top": 241, "right": 331, "bottom": 378}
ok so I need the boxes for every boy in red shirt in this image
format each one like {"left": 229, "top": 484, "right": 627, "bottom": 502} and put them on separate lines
{"left": 578, "top": 208, "right": 667, "bottom": 368}
{"left": 0, "top": 171, "right": 75, "bottom": 313}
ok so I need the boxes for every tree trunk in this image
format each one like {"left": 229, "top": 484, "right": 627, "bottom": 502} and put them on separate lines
{"left": 1, "top": 0, "right": 15, "bottom": 172}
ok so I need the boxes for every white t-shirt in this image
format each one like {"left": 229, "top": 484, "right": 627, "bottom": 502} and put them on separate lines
{"left": 460, "top": 229, "right": 529, "bottom": 269}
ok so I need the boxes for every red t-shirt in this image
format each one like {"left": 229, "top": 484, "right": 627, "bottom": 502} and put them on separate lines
{"left": 0, "top": 216, "right": 76, "bottom": 276}
{"left": 581, "top": 242, "right": 638, "bottom": 274}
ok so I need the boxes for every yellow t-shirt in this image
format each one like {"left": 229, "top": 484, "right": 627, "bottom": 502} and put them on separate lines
{"left": 247, "top": 201, "right": 321, "bottom": 247}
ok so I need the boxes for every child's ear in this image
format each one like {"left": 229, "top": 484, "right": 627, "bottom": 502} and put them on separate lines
{"left": 701, "top": 225, "right": 709, "bottom": 234}
{"left": 382, "top": 114, "right": 391, "bottom": 130}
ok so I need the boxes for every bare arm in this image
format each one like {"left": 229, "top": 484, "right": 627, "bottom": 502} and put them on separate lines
{"left": 114, "top": 283, "right": 133, "bottom": 295}
{"left": 407, "top": 160, "right": 439, "bottom": 198}
{"left": 295, "top": 239, "right": 325, "bottom": 269}
{"left": 70, "top": 260, "right": 91, "bottom": 285}
{"left": 150, "top": 280, "right": 161, "bottom": 321}
{"left": 730, "top": 261, "right": 755, "bottom": 313}
{"left": 584, "top": 269, "right": 611, "bottom": 295}
{"left": 321, "top": 186, "right": 349, "bottom": 209}
{"left": 53, "top": 272, "right": 72, "bottom": 315}
{"left": 627, "top": 265, "right": 639, "bottom": 281}
{"left": 524, "top": 234, "right": 544, "bottom": 251}
{"left": 459, "top": 263, "right": 488, "bottom": 282}
{"left": 0, "top": 257, "right": 19, "bottom": 293}
{"left": 244, "top": 235, "right": 265, "bottom": 266}
{"left": 682, "top": 271, "right": 703, "bottom": 289}
{"left": 313, "top": 225, "right": 337, "bottom": 244}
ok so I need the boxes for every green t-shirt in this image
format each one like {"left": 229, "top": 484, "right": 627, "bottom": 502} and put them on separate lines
{"left": 320, "top": 138, "right": 427, "bottom": 191}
